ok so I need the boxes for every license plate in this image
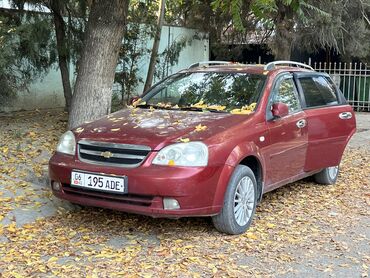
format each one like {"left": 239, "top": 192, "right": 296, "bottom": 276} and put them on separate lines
{"left": 71, "top": 170, "right": 126, "bottom": 194}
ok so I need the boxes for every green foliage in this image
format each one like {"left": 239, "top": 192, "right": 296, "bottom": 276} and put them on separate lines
{"left": 212, "top": 0, "right": 246, "bottom": 31}
{"left": 296, "top": 0, "right": 370, "bottom": 61}
{"left": 115, "top": 1, "right": 156, "bottom": 106}
{"left": 211, "top": 0, "right": 369, "bottom": 61}
{"left": 0, "top": 12, "right": 56, "bottom": 105}
{"left": 0, "top": 17, "right": 17, "bottom": 103}
{"left": 0, "top": 0, "right": 87, "bottom": 107}
{"left": 155, "top": 38, "right": 187, "bottom": 81}
{"left": 115, "top": 0, "right": 190, "bottom": 106}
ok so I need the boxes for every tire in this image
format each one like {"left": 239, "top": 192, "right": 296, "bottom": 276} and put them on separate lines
{"left": 314, "top": 165, "right": 339, "bottom": 185}
{"left": 212, "top": 165, "right": 258, "bottom": 235}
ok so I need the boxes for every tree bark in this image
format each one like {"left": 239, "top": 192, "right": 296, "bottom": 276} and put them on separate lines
{"left": 143, "top": 0, "right": 166, "bottom": 92}
{"left": 68, "top": 0, "right": 129, "bottom": 129}
{"left": 50, "top": 0, "right": 73, "bottom": 112}
{"left": 272, "top": 0, "right": 295, "bottom": 60}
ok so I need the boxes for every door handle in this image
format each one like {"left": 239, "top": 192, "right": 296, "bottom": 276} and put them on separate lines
{"left": 339, "top": 112, "right": 352, "bottom": 120}
{"left": 296, "top": 119, "right": 306, "bottom": 129}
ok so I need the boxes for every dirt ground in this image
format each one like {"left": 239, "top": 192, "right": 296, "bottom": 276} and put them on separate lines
{"left": 0, "top": 109, "right": 369, "bottom": 277}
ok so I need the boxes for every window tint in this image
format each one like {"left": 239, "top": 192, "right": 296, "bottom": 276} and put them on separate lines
{"left": 271, "top": 78, "right": 301, "bottom": 113}
{"left": 299, "top": 76, "right": 339, "bottom": 108}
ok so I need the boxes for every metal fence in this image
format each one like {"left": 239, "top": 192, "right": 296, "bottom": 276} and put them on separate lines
{"left": 310, "top": 62, "right": 369, "bottom": 111}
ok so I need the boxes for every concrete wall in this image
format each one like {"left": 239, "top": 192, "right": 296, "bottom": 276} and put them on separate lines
{"left": 1, "top": 25, "right": 209, "bottom": 112}
{"left": 1, "top": 67, "right": 75, "bottom": 112}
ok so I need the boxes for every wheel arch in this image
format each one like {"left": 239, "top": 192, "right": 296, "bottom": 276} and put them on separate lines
{"left": 213, "top": 143, "right": 265, "bottom": 209}
{"left": 239, "top": 155, "right": 264, "bottom": 202}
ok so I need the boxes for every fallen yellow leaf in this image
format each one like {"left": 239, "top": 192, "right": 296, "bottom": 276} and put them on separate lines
{"left": 7, "top": 223, "right": 17, "bottom": 233}
{"left": 132, "top": 98, "right": 141, "bottom": 106}
{"left": 208, "top": 105, "right": 226, "bottom": 111}
{"left": 2, "top": 147, "right": 8, "bottom": 154}
{"left": 230, "top": 109, "right": 252, "bottom": 115}
{"left": 195, "top": 124, "right": 207, "bottom": 132}
{"left": 246, "top": 232, "right": 258, "bottom": 240}
{"left": 48, "top": 256, "right": 58, "bottom": 263}
{"left": 74, "top": 127, "right": 84, "bottom": 133}
{"left": 191, "top": 100, "right": 208, "bottom": 109}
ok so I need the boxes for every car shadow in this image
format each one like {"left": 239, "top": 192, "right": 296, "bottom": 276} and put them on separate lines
{"left": 57, "top": 177, "right": 327, "bottom": 239}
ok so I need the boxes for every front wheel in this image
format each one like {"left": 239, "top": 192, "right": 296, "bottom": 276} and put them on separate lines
{"left": 212, "top": 165, "right": 257, "bottom": 235}
{"left": 314, "top": 165, "right": 339, "bottom": 185}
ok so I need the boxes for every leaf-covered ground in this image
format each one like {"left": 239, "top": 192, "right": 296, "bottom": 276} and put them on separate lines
{"left": 0, "top": 110, "right": 369, "bottom": 277}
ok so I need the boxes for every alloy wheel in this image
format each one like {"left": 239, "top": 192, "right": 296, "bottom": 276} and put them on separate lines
{"left": 233, "top": 176, "right": 255, "bottom": 226}
{"left": 328, "top": 166, "right": 339, "bottom": 180}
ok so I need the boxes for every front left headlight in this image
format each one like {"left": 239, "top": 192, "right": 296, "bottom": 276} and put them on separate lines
{"left": 152, "top": 142, "right": 208, "bottom": 167}
{"left": 56, "top": 131, "right": 76, "bottom": 155}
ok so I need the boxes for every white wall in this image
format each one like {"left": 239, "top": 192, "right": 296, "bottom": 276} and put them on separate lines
{"left": 2, "top": 67, "right": 73, "bottom": 112}
{"left": 114, "top": 25, "right": 209, "bottom": 96}
{"left": 1, "top": 25, "right": 209, "bottom": 112}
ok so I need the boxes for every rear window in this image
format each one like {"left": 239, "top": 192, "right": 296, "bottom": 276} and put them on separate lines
{"left": 299, "top": 76, "right": 339, "bottom": 108}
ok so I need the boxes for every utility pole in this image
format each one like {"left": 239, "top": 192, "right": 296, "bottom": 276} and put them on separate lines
{"left": 143, "top": 0, "right": 166, "bottom": 92}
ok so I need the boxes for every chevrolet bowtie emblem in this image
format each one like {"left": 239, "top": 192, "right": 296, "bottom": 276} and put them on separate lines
{"left": 101, "top": 151, "right": 113, "bottom": 159}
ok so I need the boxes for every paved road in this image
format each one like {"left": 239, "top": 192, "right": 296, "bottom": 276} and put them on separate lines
{"left": 350, "top": 113, "right": 370, "bottom": 150}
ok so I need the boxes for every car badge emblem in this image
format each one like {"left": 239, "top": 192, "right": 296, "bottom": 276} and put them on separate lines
{"left": 101, "top": 151, "right": 113, "bottom": 159}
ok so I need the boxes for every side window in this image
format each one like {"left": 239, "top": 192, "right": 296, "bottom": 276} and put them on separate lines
{"left": 299, "top": 76, "right": 339, "bottom": 108}
{"left": 271, "top": 77, "right": 301, "bottom": 112}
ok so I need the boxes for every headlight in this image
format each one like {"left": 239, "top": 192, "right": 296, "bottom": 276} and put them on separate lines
{"left": 56, "top": 131, "right": 76, "bottom": 155}
{"left": 152, "top": 142, "right": 208, "bottom": 167}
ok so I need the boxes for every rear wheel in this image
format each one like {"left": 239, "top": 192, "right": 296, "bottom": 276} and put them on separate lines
{"left": 314, "top": 165, "right": 339, "bottom": 185}
{"left": 212, "top": 165, "right": 257, "bottom": 235}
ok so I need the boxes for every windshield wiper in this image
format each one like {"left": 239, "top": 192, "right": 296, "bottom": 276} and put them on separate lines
{"left": 135, "top": 103, "right": 178, "bottom": 110}
{"left": 135, "top": 103, "right": 151, "bottom": 108}
{"left": 179, "top": 106, "right": 228, "bottom": 113}
{"left": 136, "top": 104, "right": 228, "bottom": 113}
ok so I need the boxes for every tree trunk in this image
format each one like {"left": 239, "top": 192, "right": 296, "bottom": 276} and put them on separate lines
{"left": 50, "top": 0, "right": 73, "bottom": 112}
{"left": 143, "top": 0, "right": 166, "bottom": 92}
{"left": 272, "top": 0, "right": 295, "bottom": 60}
{"left": 68, "top": 0, "right": 129, "bottom": 129}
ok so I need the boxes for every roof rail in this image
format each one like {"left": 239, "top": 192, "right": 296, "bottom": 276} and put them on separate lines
{"left": 188, "top": 61, "right": 233, "bottom": 69}
{"left": 264, "top": 61, "right": 314, "bottom": 71}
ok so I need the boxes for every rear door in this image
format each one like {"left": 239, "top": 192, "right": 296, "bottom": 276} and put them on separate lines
{"left": 264, "top": 74, "right": 308, "bottom": 188}
{"left": 294, "top": 73, "right": 356, "bottom": 171}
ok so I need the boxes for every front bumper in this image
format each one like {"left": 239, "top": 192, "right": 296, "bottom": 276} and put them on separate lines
{"left": 49, "top": 152, "right": 234, "bottom": 218}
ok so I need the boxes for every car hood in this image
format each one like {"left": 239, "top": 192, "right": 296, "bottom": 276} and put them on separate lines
{"left": 73, "top": 107, "right": 250, "bottom": 150}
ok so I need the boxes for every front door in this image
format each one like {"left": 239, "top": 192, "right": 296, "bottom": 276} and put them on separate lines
{"left": 264, "top": 74, "right": 308, "bottom": 189}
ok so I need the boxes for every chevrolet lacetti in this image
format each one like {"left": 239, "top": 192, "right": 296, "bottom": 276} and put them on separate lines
{"left": 49, "top": 61, "right": 356, "bottom": 234}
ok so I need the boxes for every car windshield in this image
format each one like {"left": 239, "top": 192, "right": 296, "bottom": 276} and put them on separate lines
{"left": 140, "top": 72, "right": 266, "bottom": 114}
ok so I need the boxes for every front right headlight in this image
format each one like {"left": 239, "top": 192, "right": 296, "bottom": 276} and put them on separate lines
{"left": 152, "top": 142, "right": 208, "bottom": 167}
{"left": 56, "top": 131, "right": 76, "bottom": 155}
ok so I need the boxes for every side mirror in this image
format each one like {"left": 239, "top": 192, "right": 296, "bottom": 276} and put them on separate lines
{"left": 271, "top": 102, "right": 289, "bottom": 118}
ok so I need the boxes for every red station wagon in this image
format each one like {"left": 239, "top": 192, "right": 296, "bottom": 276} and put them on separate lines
{"left": 49, "top": 61, "right": 356, "bottom": 234}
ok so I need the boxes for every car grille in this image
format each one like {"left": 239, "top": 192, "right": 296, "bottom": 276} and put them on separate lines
{"left": 78, "top": 139, "right": 151, "bottom": 168}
